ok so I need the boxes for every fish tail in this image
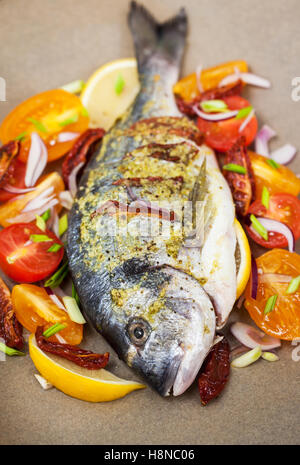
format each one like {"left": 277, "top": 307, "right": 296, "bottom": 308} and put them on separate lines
{"left": 128, "top": 1, "right": 187, "bottom": 72}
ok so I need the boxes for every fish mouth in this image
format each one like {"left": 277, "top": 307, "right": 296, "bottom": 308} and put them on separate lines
{"left": 164, "top": 267, "right": 216, "bottom": 396}
{"left": 156, "top": 347, "right": 184, "bottom": 397}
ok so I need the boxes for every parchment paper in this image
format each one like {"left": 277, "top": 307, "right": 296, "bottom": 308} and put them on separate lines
{"left": 0, "top": 0, "right": 299, "bottom": 445}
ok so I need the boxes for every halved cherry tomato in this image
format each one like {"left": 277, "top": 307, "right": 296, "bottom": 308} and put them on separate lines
{"left": 245, "top": 249, "right": 300, "bottom": 340}
{"left": 0, "top": 159, "right": 26, "bottom": 203}
{"left": 0, "top": 172, "right": 64, "bottom": 227}
{"left": 12, "top": 284, "right": 83, "bottom": 345}
{"left": 0, "top": 89, "right": 89, "bottom": 163}
{"left": 246, "top": 193, "right": 300, "bottom": 248}
{"left": 197, "top": 95, "right": 258, "bottom": 152}
{"left": 249, "top": 151, "right": 300, "bottom": 198}
{"left": 0, "top": 223, "right": 64, "bottom": 282}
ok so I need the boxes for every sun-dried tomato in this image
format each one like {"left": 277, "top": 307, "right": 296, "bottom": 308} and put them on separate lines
{"left": 223, "top": 137, "right": 256, "bottom": 217}
{"left": 35, "top": 326, "right": 109, "bottom": 369}
{"left": 0, "top": 278, "right": 23, "bottom": 349}
{"left": 0, "top": 140, "right": 20, "bottom": 188}
{"left": 62, "top": 128, "right": 105, "bottom": 187}
{"left": 176, "top": 80, "right": 243, "bottom": 118}
{"left": 198, "top": 337, "right": 230, "bottom": 405}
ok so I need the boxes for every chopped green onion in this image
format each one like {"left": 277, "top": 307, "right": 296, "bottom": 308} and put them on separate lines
{"left": 264, "top": 294, "right": 278, "bottom": 314}
{"left": 44, "top": 261, "right": 68, "bottom": 288}
{"left": 14, "top": 131, "right": 27, "bottom": 142}
{"left": 59, "top": 114, "right": 79, "bottom": 127}
{"left": 223, "top": 163, "right": 247, "bottom": 174}
{"left": 47, "top": 244, "right": 63, "bottom": 253}
{"left": 231, "top": 346, "right": 262, "bottom": 368}
{"left": 27, "top": 117, "right": 47, "bottom": 133}
{"left": 41, "top": 209, "right": 51, "bottom": 222}
{"left": 35, "top": 214, "right": 46, "bottom": 232}
{"left": 286, "top": 275, "right": 300, "bottom": 295}
{"left": 115, "top": 73, "right": 125, "bottom": 95}
{"left": 72, "top": 282, "right": 80, "bottom": 306}
{"left": 43, "top": 323, "right": 67, "bottom": 338}
{"left": 0, "top": 342, "right": 25, "bottom": 356}
{"left": 250, "top": 214, "right": 268, "bottom": 241}
{"left": 200, "top": 99, "right": 228, "bottom": 113}
{"left": 62, "top": 296, "right": 86, "bottom": 324}
{"left": 30, "top": 234, "right": 53, "bottom": 243}
{"left": 266, "top": 159, "right": 279, "bottom": 169}
{"left": 235, "top": 105, "right": 253, "bottom": 119}
{"left": 61, "top": 79, "right": 85, "bottom": 94}
{"left": 261, "top": 186, "right": 270, "bottom": 209}
{"left": 262, "top": 352, "right": 279, "bottom": 362}
{"left": 80, "top": 106, "right": 89, "bottom": 117}
{"left": 58, "top": 214, "right": 68, "bottom": 236}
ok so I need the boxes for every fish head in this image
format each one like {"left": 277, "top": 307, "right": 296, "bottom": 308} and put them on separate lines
{"left": 109, "top": 264, "right": 216, "bottom": 396}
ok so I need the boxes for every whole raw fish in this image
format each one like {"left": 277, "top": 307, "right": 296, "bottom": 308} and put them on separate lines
{"left": 67, "top": 2, "right": 236, "bottom": 396}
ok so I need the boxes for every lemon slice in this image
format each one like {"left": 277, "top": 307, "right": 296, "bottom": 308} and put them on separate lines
{"left": 81, "top": 58, "right": 140, "bottom": 130}
{"left": 234, "top": 218, "right": 251, "bottom": 299}
{"left": 29, "top": 334, "right": 145, "bottom": 402}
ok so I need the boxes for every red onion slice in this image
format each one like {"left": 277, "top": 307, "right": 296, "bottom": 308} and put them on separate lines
{"left": 195, "top": 64, "right": 203, "bottom": 93}
{"left": 7, "top": 198, "right": 58, "bottom": 224}
{"left": 59, "top": 190, "right": 74, "bottom": 210}
{"left": 271, "top": 144, "right": 297, "bottom": 165}
{"left": 218, "top": 72, "right": 271, "bottom": 89}
{"left": 25, "top": 132, "right": 48, "bottom": 187}
{"left": 68, "top": 162, "right": 85, "bottom": 198}
{"left": 57, "top": 132, "right": 80, "bottom": 143}
{"left": 22, "top": 187, "right": 54, "bottom": 212}
{"left": 260, "top": 273, "right": 292, "bottom": 284}
{"left": 238, "top": 108, "right": 255, "bottom": 133}
{"left": 231, "top": 322, "right": 281, "bottom": 350}
{"left": 251, "top": 255, "right": 258, "bottom": 299}
{"left": 254, "top": 125, "right": 276, "bottom": 157}
{"left": 230, "top": 344, "right": 249, "bottom": 361}
{"left": 255, "top": 217, "right": 295, "bottom": 252}
{"left": 45, "top": 287, "right": 67, "bottom": 311}
{"left": 3, "top": 185, "right": 36, "bottom": 194}
{"left": 192, "top": 105, "right": 238, "bottom": 121}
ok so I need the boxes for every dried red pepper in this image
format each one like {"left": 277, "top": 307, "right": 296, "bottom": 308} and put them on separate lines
{"left": 62, "top": 128, "right": 105, "bottom": 187}
{"left": 176, "top": 80, "right": 243, "bottom": 118}
{"left": 0, "top": 278, "right": 23, "bottom": 349}
{"left": 0, "top": 140, "right": 20, "bottom": 188}
{"left": 35, "top": 326, "right": 109, "bottom": 369}
{"left": 223, "top": 137, "right": 256, "bottom": 217}
{"left": 198, "top": 337, "right": 230, "bottom": 405}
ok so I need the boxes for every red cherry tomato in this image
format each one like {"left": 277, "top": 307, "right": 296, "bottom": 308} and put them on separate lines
{"left": 246, "top": 193, "right": 300, "bottom": 248}
{"left": 0, "top": 223, "right": 64, "bottom": 282}
{"left": 0, "top": 160, "right": 27, "bottom": 203}
{"left": 197, "top": 95, "right": 258, "bottom": 152}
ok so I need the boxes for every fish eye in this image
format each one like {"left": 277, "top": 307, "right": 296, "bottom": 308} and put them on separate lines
{"left": 127, "top": 318, "right": 151, "bottom": 346}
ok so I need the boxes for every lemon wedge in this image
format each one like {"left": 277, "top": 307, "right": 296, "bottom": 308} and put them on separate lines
{"left": 29, "top": 334, "right": 145, "bottom": 402}
{"left": 234, "top": 218, "right": 251, "bottom": 299}
{"left": 81, "top": 58, "right": 140, "bottom": 130}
